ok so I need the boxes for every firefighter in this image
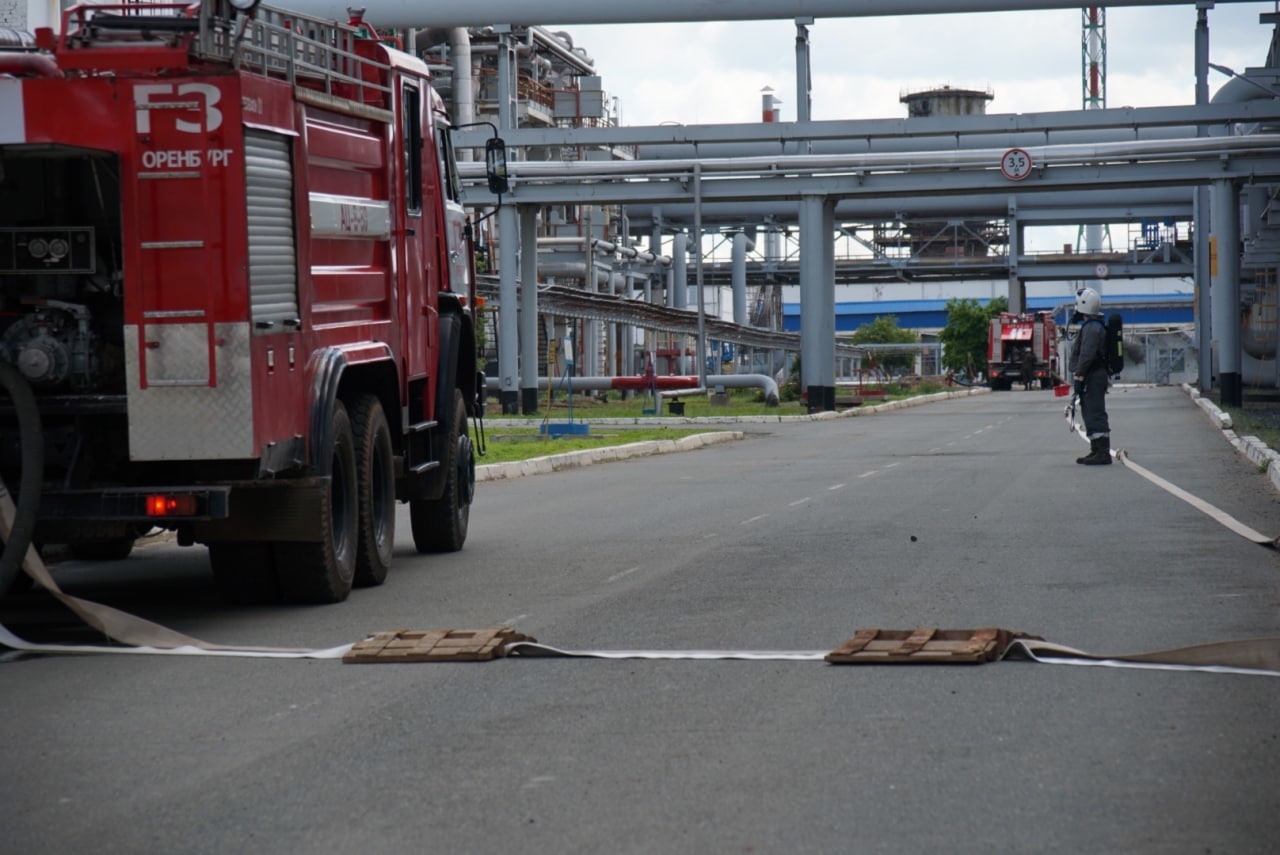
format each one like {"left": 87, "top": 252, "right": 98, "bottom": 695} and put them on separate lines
{"left": 1069, "top": 287, "right": 1111, "bottom": 465}
{"left": 1020, "top": 347, "right": 1035, "bottom": 391}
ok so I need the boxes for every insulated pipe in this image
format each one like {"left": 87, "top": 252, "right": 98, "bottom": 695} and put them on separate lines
{"left": 487, "top": 373, "right": 780, "bottom": 405}
{"left": 286, "top": 0, "right": 1257, "bottom": 29}
{"left": 448, "top": 28, "right": 474, "bottom": 142}
{"left": 530, "top": 26, "right": 595, "bottom": 74}
{"left": 467, "top": 135, "right": 1280, "bottom": 179}
{"left": 732, "top": 232, "right": 748, "bottom": 327}
{"left": 538, "top": 262, "right": 630, "bottom": 291}
{"left": 622, "top": 188, "right": 1196, "bottom": 228}
{"left": 633, "top": 125, "right": 1190, "bottom": 161}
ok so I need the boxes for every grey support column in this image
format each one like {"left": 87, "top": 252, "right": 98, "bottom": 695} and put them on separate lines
{"left": 820, "top": 198, "right": 836, "bottom": 410}
{"left": 493, "top": 23, "right": 518, "bottom": 414}
{"left": 671, "top": 232, "right": 688, "bottom": 309}
{"left": 519, "top": 205, "right": 539, "bottom": 414}
{"left": 497, "top": 202, "right": 520, "bottom": 414}
{"left": 795, "top": 17, "right": 813, "bottom": 156}
{"left": 1211, "top": 178, "right": 1242, "bottom": 407}
{"left": 1194, "top": 5, "right": 1212, "bottom": 391}
{"left": 732, "top": 232, "right": 748, "bottom": 327}
{"left": 1007, "top": 206, "right": 1025, "bottom": 314}
{"left": 799, "top": 194, "right": 834, "bottom": 412}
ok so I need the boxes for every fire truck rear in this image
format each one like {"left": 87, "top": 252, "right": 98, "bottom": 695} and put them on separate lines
{"left": 987, "top": 311, "right": 1060, "bottom": 391}
{"left": 0, "top": 0, "right": 496, "bottom": 602}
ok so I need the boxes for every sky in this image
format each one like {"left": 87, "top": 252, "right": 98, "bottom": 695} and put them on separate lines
{"left": 555, "top": 4, "right": 1277, "bottom": 261}
{"left": 562, "top": 4, "right": 1277, "bottom": 126}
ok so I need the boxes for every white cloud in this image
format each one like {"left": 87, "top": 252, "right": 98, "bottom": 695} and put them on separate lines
{"left": 568, "top": 4, "right": 1277, "bottom": 125}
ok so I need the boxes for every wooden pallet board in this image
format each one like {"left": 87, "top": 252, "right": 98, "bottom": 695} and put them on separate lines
{"left": 825, "top": 627, "right": 1041, "bottom": 664}
{"left": 344, "top": 628, "right": 535, "bottom": 664}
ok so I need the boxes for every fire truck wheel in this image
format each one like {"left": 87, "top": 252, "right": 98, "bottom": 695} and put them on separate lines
{"left": 409, "top": 389, "right": 473, "bottom": 553}
{"left": 209, "top": 542, "right": 281, "bottom": 604}
{"left": 351, "top": 395, "right": 394, "bottom": 587}
{"left": 275, "top": 400, "right": 358, "bottom": 604}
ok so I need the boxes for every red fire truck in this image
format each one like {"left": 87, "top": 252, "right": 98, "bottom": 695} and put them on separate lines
{"left": 0, "top": 0, "right": 502, "bottom": 602}
{"left": 987, "top": 311, "right": 1060, "bottom": 391}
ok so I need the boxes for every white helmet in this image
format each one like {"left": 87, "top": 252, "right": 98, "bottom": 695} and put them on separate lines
{"left": 1075, "top": 287, "right": 1101, "bottom": 316}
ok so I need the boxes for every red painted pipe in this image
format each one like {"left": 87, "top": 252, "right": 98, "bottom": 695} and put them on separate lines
{"left": 608, "top": 375, "right": 701, "bottom": 391}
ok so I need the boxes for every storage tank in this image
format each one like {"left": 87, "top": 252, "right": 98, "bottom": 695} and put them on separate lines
{"left": 899, "top": 84, "right": 994, "bottom": 118}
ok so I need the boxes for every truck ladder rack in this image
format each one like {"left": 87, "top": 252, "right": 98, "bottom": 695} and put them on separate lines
{"left": 195, "top": 0, "right": 391, "bottom": 107}
{"left": 56, "top": 1, "right": 392, "bottom": 109}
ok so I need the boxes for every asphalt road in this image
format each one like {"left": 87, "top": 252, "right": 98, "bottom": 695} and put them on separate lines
{"left": 2, "top": 386, "right": 1278, "bottom": 854}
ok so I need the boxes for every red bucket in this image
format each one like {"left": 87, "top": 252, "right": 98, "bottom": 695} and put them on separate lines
{"left": 1053, "top": 384, "right": 1071, "bottom": 397}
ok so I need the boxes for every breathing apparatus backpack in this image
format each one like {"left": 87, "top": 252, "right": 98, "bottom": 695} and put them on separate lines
{"left": 1084, "top": 314, "right": 1125, "bottom": 378}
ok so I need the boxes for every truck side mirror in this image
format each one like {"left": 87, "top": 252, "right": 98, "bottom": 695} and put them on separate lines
{"left": 484, "top": 137, "right": 509, "bottom": 195}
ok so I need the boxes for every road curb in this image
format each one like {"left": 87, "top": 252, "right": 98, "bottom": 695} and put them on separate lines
{"left": 476, "top": 387, "right": 988, "bottom": 482}
{"left": 477, "top": 431, "right": 745, "bottom": 482}
{"left": 1182, "top": 384, "right": 1280, "bottom": 491}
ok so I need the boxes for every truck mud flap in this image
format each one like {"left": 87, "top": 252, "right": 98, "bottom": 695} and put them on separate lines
{"left": 190, "top": 477, "right": 328, "bottom": 543}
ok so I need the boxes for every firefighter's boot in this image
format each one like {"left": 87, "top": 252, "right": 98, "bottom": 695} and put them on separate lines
{"left": 1076, "top": 436, "right": 1112, "bottom": 465}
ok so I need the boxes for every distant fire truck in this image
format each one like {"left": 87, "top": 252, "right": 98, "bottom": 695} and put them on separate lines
{"left": 0, "top": 0, "right": 504, "bottom": 602}
{"left": 987, "top": 311, "right": 1060, "bottom": 391}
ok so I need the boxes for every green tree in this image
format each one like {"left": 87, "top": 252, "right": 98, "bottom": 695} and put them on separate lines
{"left": 937, "top": 297, "right": 1008, "bottom": 379}
{"left": 849, "top": 315, "right": 918, "bottom": 374}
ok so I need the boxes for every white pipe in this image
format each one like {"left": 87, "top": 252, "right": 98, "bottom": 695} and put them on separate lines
{"left": 461, "top": 134, "right": 1280, "bottom": 181}
{"left": 448, "top": 28, "right": 474, "bottom": 136}
{"left": 284, "top": 0, "right": 1255, "bottom": 29}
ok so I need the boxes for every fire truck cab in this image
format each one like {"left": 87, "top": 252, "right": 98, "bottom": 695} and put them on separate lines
{"left": 0, "top": 0, "right": 498, "bottom": 602}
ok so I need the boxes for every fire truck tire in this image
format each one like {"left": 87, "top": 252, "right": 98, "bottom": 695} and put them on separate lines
{"left": 409, "top": 389, "right": 472, "bottom": 553}
{"left": 209, "top": 542, "right": 281, "bottom": 604}
{"left": 351, "top": 395, "right": 394, "bottom": 588}
{"left": 275, "top": 400, "right": 358, "bottom": 604}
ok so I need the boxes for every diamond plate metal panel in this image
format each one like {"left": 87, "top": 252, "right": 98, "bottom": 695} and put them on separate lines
{"left": 145, "top": 322, "right": 210, "bottom": 383}
{"left": 125, "top": 322, "right": 255, "bottom": 460}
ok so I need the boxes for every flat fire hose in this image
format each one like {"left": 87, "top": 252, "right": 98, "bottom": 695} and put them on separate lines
{"left": 0, "top": 483, "right": 351, "bottom": 660}
{"left": 1066, "top": 392, "right": 1279, "bottom": 550}
{"left": 2, "top": 439, "right": 1279, "bottom": 673}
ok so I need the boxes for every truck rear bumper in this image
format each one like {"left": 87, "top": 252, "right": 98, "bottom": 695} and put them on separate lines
{"left": 36, "top": 478, "right": 329, "bottom": 543}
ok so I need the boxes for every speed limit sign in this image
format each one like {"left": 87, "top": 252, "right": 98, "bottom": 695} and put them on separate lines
{"left": 1000, "top": 148, "right": 1033, "bottom": 181}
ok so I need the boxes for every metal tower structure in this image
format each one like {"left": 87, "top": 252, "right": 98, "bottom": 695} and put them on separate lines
{"left": 1079, "top": 6, "right": 1114, "bottom": 254}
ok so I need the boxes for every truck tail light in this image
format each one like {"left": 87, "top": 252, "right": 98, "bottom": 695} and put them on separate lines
{"left": 146, "top": 494, "right": 198, "bottom": 517}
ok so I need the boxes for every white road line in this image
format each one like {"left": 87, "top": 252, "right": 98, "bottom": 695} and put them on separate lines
{"left": 929, "top": 447, "right": 942, "bottom": 453}
{"left": 789, "top": 497, "right": 812, "bottom": 507}
{"left": 501, "top": 613, "right": 530, "bottom": 626}
{"left": 885, "top": 462, "right": 901, "bottom": 469}
{"left": 858, "top": 470, "right": 877, "bottom": 479}
{"left": 829, "top": 483, "right": 846, "bottom": 491}
{"left": 740, "top": 513, "right": 770, "bottom": 525}
{"left": 606, "top": 566, "right": 642, "bottom": 583}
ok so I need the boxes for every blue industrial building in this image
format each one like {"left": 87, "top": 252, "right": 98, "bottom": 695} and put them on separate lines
{"left": 782, "top": 293, "right": 1194, "bottom": 332}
